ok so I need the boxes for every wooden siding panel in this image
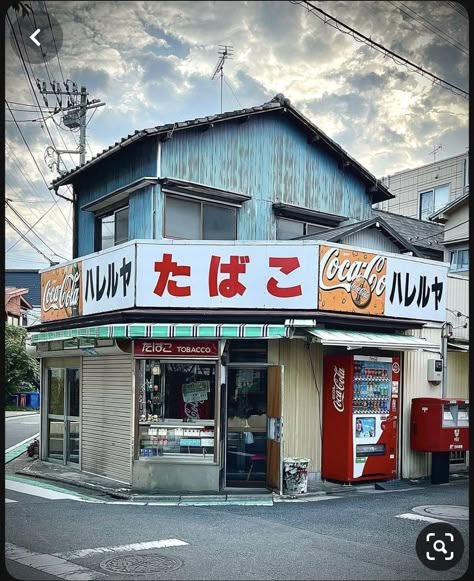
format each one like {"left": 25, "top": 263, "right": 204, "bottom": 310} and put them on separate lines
{"left": 129, "top": 186, "right": 153, "bottom": 240}
{"left": 341, "top": 229, "right": 400, "bottom": 254}
{"left": 81, "top": 355, "right": 133, "bottom": 484}
{"left": 76, "top": 139, "right": 158, "bottom": 255}
{"left": 446, "top": 352, "right": 469, "bottom": 400}
{"left": 270, "top": 339, "right": 322, "bottom": 476}
{"left": 400, "top": 327, "right": 442, "bottom": 479}
{"left": 161, "top": 114, "right": 374, "bottom": 241}
{"left": 447, "top": 275, "right": 469, "bottom": 342}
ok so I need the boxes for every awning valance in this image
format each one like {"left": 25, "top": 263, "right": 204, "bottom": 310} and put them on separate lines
{"left": 30, "top": 323, "right": 290, "bottom": 343}
{"left": 448, "top": 341, "right": 469, "bottom": 352}
{"left": 304, "top": 328, "right": 439, "bottom": 351}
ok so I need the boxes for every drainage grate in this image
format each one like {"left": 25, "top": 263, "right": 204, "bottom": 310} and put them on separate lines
{"left": 99, "top": 554, "right": 184, "bottom": 575}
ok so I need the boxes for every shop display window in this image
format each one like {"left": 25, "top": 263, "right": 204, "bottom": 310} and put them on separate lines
{"left": 138, "top": 360, "right": 216, "bottom": 459}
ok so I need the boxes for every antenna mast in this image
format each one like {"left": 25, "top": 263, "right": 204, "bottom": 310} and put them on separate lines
{"left": 211, "top": 45, "right": 233, "bottom": 113}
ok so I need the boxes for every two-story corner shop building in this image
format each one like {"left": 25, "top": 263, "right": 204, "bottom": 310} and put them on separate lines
{"left": 30, "top": 94, "right": 451, "bottom": 493}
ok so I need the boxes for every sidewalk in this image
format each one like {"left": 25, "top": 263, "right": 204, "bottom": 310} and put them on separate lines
{"left": 5, "top": 411, "right": 40, "bottom": 418}
{"left": 6, "top": 448, "right": 468, "bottom": 505}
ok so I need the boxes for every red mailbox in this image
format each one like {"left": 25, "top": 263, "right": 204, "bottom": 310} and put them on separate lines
{"left": 410, "top": 397, "right": 469, "bottom": 452}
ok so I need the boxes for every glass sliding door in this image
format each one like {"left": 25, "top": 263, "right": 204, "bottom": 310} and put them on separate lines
{"left": 226, "top": 367, "right": 268, "bottom": 486}
{"left": 46, "top": 367, "right": 80, "bottom": 464}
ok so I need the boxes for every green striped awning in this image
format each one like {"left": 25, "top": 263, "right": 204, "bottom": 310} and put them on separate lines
{"left": 304, "top": 328, "right": 439, "bottom": 351}
{"left": 30, "top": 323, "right": 290, "bottom": 343}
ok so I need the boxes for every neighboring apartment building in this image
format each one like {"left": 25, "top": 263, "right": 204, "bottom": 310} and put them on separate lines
{"left": 375, "top": 151, "right": 469, "bottom": 221}
{"left": 28, "top": 94, "right": 460, "bottom": 490}
{"left": 375, "top": 155, "right": 469, "bottom": 474}
{"left": 430, "top": 193, "right": 469, "bottom": 277}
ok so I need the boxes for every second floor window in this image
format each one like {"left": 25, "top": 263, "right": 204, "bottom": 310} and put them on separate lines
{"left": 419, "top": 185, "right": 449, "bottom": 220}
{"left": 276, "top": 217, "right": 326, "bottom": 240}
{"left": 450, "top": 248, "right": 469, "bottom": 272}
{"left": 96, "top": 206, "right": 129, "bottom": 250}
{"left": 164, "top": 195, "right": 236, "bottom": 240}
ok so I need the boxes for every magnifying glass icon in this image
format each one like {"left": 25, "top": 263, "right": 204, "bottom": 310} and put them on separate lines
{"left": 433, "top": 540, "right": 448, "bottom": 554}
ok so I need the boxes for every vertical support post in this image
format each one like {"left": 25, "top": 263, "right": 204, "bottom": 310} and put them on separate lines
{"left": 79, "top": 86, "right": 87, "bottom": 165}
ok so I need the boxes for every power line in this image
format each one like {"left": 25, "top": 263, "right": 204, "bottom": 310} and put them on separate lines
{"left": 5, "top": 216, "right": 56, "bottom": 265}
{"left": 5, "top": 197, "right": 68, "bottom": 260}
{"left": 291, "top": 1, "right": 469, "bottom": 99}
{"left": 5, "top": 100, "right": 73, "bottom": 228}
{"left": 387, "top": 1, "right": 468, "bottom": 56}
{"left": 409, "top": 219, "right": 469, "bottom": 243}
{"left": 445, "top": 1, "right": 469, "bottom": 19}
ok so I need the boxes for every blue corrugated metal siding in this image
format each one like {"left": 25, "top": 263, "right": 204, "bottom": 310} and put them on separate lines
{"left": 129, "top": 186, "right": 153, "bottom": 240}
{"left": 161, "top": 114, "right": 372, "bottom": 240}
{"left": 76, "top": 139, "right": 158, "bottom": 255}
{"left": 5, "top": 271, "right": 41, "bottom": 305}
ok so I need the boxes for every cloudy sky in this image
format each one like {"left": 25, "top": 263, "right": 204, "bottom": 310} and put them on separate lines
{"left": 5, "top": 0, "right": 469, "bottom": 271}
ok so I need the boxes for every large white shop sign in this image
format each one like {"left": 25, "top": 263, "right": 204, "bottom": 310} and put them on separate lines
{"left": 40, "top": 241, "right": 448, "bottom": 323}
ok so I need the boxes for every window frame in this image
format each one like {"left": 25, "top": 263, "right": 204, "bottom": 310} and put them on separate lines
{"left": 419, "top": 184, "right": 450, "bottom": 220}
{"left": 449, "top": 247, "right": 469, "bottom": 272}
{"left": 276, "top": 216, "right": 330, "bottom": 240}
{"left": 163, "top": 194, "right": 237, "bottom": 240}
{"left": 95, "top": 205, "right": 129, "bottom": 251}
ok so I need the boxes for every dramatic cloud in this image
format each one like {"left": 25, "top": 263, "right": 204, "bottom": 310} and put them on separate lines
{"left": 5, "top": 0, "right": 469, "bottom": 270}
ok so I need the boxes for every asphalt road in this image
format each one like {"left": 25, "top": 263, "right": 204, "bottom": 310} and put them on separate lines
{"left": 5, "top": 477, "right": 469, "bottom": 580}
{"left": 5, "top": 413, "right": 40, "bottom": 449}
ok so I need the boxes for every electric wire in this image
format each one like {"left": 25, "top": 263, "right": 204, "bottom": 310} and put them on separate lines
{"left": 5, "top": 216, "right": 55, "bottom": 264}
{"left": 5, "top": 100, "right": 72, "bottom": 231}
{"left": 291, "top": 1, "right": 468, "bottom": 99}
{"left": 387, "top": 1, "right": 468, "bottom": 55}
{"left": 5, "top": 198, "right": 68, "bottom": 260}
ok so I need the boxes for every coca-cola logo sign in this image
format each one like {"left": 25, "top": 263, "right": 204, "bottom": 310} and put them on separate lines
{"left": 41, "top": 262, "right": 82, "bottom": 321}
{"left": 319, "top": 245, "right": 387, "bottom": 315}
{"left": 332, "top": 365, "right": 345, "bottom": 412}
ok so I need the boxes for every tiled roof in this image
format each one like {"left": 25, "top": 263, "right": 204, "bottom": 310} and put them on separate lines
{"left": 295, "top": 216, "right": 421, "bottom": 256}
{"left": 372, "top": 210, "right": 445, "bottom": 253}
{"left": 50, "top": 94, "right": 392, "bottom": 202}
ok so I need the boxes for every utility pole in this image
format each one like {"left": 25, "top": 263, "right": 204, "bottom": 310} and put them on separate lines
{"left": 441, "top": 321, "right": 453, "bottom": 398}
{"left": 79, "top": 86, "right": 87, "bottom": 165}
{"left": 37, "top": 79, "right": 105, "bottom": 172}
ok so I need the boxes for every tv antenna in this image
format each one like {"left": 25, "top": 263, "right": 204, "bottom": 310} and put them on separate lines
{"left": 429, "top": 144, "right": 443, "bottom": 162}
{"left": 211, "top": 45, "right": 233, "bottom": 113}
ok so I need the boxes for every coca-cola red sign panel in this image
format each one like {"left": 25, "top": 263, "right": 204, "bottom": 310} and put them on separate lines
{"left": 134, "top": 340, "right": 219, "bottom": 358}
{"left": 41, "top": 261, "right": 82, "bottom": 321}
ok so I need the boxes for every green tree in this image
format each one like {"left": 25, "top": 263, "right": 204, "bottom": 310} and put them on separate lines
{"left": 5, "top": 325, "right": 38, "bottom": 398}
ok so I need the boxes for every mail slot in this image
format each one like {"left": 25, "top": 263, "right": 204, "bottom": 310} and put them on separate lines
{"left": 410, "top": 397, "right": 469, "bottom": 452}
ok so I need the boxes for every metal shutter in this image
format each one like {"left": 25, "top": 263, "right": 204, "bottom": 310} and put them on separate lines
{"left": 81, "top": 355, "right": 133, "bottom": 484}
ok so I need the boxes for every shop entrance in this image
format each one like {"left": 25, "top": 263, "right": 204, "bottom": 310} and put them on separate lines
{"left": 225, "top": 366, "right": 282, "bottom": 490}
{"left": 45, "top": 367, "right": 80, "bottom": 464}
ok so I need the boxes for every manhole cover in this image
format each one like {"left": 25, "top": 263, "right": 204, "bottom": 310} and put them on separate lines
{"left": 412, "top": 505, "right": 468, "bottom": 521}
{"left": 99, "top": 554, "right": 184, "bottom": 574}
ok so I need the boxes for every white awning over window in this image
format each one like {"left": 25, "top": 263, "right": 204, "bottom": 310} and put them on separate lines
{"left": 304, "top": 328, "right": 439, "bottom": 351}
{"left": 448, "top": 341, "right": 469, "bottom": 352}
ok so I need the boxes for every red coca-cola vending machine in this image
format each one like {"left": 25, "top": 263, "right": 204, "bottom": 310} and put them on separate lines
{"left": 322, "top": 354, "right": 400, "bottom": 482}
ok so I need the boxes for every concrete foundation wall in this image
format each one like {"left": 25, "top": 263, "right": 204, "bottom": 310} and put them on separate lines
{"left": 132, "top": 460, "right": 220, "bottom": 493}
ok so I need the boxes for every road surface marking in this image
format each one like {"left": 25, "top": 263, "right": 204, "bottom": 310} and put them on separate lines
{"left": 5, "top": 477, "right": 99, "bottom": 502}
{"left": 395, "top": 513, "right": 446, "bottom": 523}
{"left": 5, "top": 542, "right": 106, "bottom": 580}
{"left": 5, "top": 433, "right": 40, "bottom": 453}
{"left": 53, "top": 539, "right": 189, "bottom": 560}
{"left": 5, "top": 498, "right": 17, "bottom": 503}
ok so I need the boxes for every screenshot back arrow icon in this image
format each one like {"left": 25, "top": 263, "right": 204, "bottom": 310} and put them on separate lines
{"left": 30, "top": 29, "right": 41, "bottom": 46}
